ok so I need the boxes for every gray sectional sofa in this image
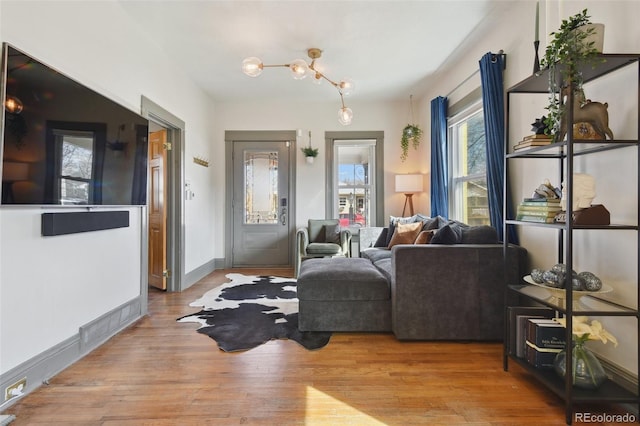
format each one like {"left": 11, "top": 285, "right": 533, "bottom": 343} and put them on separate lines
{"left": 297, "top": 215, "right": 528, "bottom": 341}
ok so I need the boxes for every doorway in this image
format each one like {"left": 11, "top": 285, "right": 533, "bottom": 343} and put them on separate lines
{"left": 141, "top": 96, "right": 185, "bottom": 294}
{"left": 225, "top": 131, "right": 296, "bottom": 268}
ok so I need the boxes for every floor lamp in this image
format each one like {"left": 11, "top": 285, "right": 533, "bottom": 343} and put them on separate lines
{"left": 395, "top": 174, "right": 423, "bottom": 217}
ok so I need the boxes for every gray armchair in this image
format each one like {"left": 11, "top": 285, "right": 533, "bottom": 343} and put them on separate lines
{"left": 295, "top": 219, "right": 351, "bottom": 277}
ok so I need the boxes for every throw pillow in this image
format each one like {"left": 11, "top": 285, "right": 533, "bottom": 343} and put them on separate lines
{"left": 385, "top": 215, "right": 419, "bottom": 247}
{"left": 460, "top": 225, "right": 499, "bottom": 244}
{"left": 430, "top": 224, "right": 464, "bottom": 244}
{"left": 323, "top": 224, "right": 341, "bottom": 244}
{"left": 373, "top": 228, "right": 389, "bottom": 247}
{"left": 387, "top": 221, "right": 423, "bottom": 248}
{"left": 414, "top": 229, "right": 436, "bottom": 244}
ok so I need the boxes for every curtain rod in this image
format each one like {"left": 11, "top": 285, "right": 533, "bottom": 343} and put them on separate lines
{"left": 445, "top": 50, "right": 505, "bottom": 98}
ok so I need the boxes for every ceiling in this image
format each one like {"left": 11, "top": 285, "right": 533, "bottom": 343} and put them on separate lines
{"left": 118, "top": 0, "right": 510, "bottom": 104}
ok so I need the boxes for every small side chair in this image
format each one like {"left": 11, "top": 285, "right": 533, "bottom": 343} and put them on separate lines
{"left": 295, "top": 219, "right": 351, "bottom": 277}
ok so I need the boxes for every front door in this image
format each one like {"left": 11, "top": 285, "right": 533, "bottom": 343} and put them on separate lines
{"left": 232, "top": 141, "right": 291, "bottom": 267}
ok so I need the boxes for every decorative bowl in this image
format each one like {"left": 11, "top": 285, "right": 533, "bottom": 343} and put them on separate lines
{"left": 523, "top": 275, "right": 613, "bottom": 299}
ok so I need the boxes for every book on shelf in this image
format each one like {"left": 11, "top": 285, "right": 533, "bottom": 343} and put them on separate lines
{"left": 507, "top": 307, "right": 555, "bottom": 358}
{"left": 520, "top": 198, "right": 561, "bottom": 205}
{"left": 516, "top": 215, "right": 557, "bottom": 223}
{"left": 516, "top": 207, "right": 561, "bottom": 217}
{"left": 523, "top": 133, "right": 552, "bottom": 140}
{"left": 525, "top": 318, "right": 567, "bottom": 369}
{"left": 517, "top": 204, "right": 562, "bottom": 212}
{"left": 514, "top": 140, "right": 553, "bottom": 150}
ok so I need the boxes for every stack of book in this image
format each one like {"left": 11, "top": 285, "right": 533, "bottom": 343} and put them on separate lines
{"left": 516, "top": 198, "right": 561, "bottom": 223}
{"left": 525, "top": 318, "right": 566, "bottom": 369}
{"left": 514, "top": 134, "right": 553, "bottom": 151}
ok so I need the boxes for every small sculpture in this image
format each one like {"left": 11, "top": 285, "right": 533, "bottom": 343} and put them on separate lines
{"left": 560, "top": 173, "right": 595, "bottom": 211}
{"left": 557, "top": 87, "right": 614, "bottom": 142}
{"left": 531, "top": 116, "right": 548, "bottom": 135}
{"left": 533, "top": 179, "right": 562, "bottom": 199}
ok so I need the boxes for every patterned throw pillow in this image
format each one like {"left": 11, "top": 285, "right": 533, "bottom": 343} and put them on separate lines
{"left": 387, "top": 221, "right": 423, "bottom": 248}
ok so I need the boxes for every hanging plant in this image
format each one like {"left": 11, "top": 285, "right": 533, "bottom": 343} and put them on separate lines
{"left": 400, "top": 124, "right": 422, "bottom": 162}
{"left": 400, "top": 95, "right": 423, "bottom": 162}
{"left": 301, "top": 146, "right": 319, "bottom": 157}
{"left": 301, "top": 131, "right": 318, "bottom": 157}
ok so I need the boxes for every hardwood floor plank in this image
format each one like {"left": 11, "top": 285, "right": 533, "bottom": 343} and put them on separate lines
{"left": 1, "top": 268, "right": 633, "bottom": 425}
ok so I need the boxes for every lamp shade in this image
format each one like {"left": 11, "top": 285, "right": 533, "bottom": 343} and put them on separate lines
{"left": 395, "top": 174, "right": 423, "bottom": 193}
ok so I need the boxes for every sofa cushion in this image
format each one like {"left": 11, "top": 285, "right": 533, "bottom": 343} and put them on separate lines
{"left": 388, "top": 221, "right": 423, "bottom": 248}
{"left": 385, "top": 215, "right": 419, "bottom": 247}
{"left": 373, "top": 258, "right": 392, "bottom": 283}
{"left": 308, "top": 219, "right": 340, "bottom": 243}
{"left": 297, "top": 257, "right": 389, "bottom": 301}
{"left": 414, "top": 229, "right": 436, "bottom": 244}
{"left": 360, "top": 247, "right": 392, "bottom": 263}
{"left": 373, "top": 228, "right": 389, "bottom": 248}
{"left": 430, "top": 223, "right": 464, "bottom": 244}
{"left": 460, "top": 225, "right": 499, "bottom": 244}
{"left": 306, "top": 242, "right": 342, "bottom": 255}
{"left": 323, "top": 224, "right": 341, "bottom": 244}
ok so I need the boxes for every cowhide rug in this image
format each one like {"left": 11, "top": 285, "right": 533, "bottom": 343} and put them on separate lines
{"left": 177, "top": 273, "right": 331, "bottom": 352}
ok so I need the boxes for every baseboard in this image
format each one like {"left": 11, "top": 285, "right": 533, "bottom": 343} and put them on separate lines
{"left": 0, "top": 297, "right": 143, "bottom": 410}
{"left": 80, "top": 296, "right": 143, "bottom": 353}
{"left": 184, "top": 258, "right": 218, "bottom": 290}
{"left": 600, "top": 357, "right": 639, "bottom": 417}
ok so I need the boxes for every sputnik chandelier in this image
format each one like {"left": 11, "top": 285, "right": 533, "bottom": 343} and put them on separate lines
{"left": 242, "top": 48, "right": 354, "bottom": 125}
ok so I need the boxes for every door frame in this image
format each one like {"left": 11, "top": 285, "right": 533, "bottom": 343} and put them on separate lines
{"left": 141, "top": 96, "right": 185, "bottom": 293}
{"left": 224, "top": 130, "right": 297, "bottom": 269}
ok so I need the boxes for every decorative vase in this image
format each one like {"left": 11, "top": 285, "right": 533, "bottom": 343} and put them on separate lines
{"left": 305, "top": 156, "right": 315, "bottom": 164}
{"left": 553, "top": 340, "right": 607, "bottom": 389}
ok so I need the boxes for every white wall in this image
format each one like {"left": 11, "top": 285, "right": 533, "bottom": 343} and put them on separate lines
{"left": 0, "top": 1, "right": 217, "bottom": 374}
{"left": 417, "top": 0, "right": 640, "bottom": 375}
{"left": 214, "top": 98, "right": 430, "bottom": 234}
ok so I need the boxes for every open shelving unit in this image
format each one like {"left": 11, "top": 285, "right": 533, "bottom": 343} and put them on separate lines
{"left": 502, "top": 54, "right": 640, "bottom": 424}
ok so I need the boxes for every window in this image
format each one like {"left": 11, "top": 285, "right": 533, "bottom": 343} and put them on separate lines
{"left": 334, "top": 141, "right": 375, "bottom": 228}
{"left": 448, "top": 100, "right": 490, "bottom": 226}
{"left": 325, "top": 131, "right": 384, "bottom": 228}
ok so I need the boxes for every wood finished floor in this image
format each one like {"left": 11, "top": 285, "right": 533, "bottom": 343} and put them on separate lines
{"left": 1, "top": 268, "right": 632, "bottom": 425}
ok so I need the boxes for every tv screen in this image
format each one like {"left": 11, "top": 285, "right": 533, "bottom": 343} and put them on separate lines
{"left": 1, "top": 44, "right": 148, "bottom": 205}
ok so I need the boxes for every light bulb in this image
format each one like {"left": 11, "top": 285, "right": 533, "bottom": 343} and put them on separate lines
{"left": 338, "top": 107, "right": 353, "bottom": 126}
{"left": 5, "top": 96, "right": 23, "bottom": 114}
{"left": 289, "top": 59, "right": 309, "bottom": 80}
{"left": 242, "top": 57, "right": 263, "bottom": 77}
{"left": 339, "top": 78, "right": 355, "bottom": 97}
{"left": 312, "top": 71, "right": 323, "bottom": 85}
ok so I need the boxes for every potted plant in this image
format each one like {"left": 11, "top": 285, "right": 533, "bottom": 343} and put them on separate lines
{"left": 400, "top": 124, "right": 423, "bottom": 162}
{"left": 540, "top": 9, "right": 603, "bottom": 141}
{"left": 301, "top": 146, "right": 319, "bottom": 163}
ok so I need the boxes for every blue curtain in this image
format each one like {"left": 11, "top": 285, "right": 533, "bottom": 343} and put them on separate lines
{"left": 430, "top": 96, "right": 448, "bottom": 218}
{"left": 479, "top": 52, "right": 518, "bottom": 244}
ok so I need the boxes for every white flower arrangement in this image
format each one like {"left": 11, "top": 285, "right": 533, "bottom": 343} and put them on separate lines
{"left": 554, "top": 316, "right": 618, "bottom": 346}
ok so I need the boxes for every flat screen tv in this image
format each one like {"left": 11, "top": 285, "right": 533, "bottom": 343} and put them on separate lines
{"left": 1, "top": 43, "right": 148, "bottom": 205}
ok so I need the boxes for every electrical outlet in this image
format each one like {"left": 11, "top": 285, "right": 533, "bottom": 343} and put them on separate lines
{"left": 4, "top": 378, "right": 26, "bottom": 401}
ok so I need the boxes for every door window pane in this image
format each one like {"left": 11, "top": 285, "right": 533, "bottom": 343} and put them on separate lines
{"left": 244, "top": 151, "right": 278, "bottom": 224}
